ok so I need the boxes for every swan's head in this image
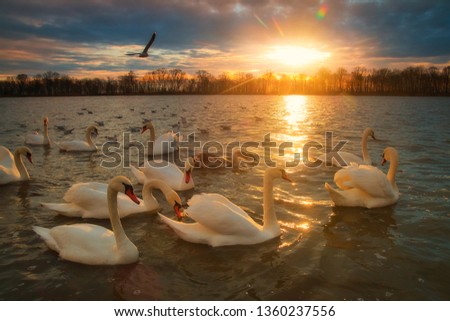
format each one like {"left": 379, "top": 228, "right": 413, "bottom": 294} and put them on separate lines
{"left": 43, "top": 117, "right": 49, "bottom": 126}
{"left": 184, "top": 157, "right": 195, "bottom": 184}
{"left": 169, "top": 192, "right": 184, "bottom": 221}
{"left": 364, "top": 127, "right": 376, "bottom": 140}
{"left": 381, "top": 147, "right": 398, "bottom": 166}
{"left": 267, "top": 167, "right": 292, "bottom": 182}
{"left": 110, "top": 176, "right": 140, "bottom": 204}
{"left": 141, "top": 121, "right": 154, "bottom": 134}
{"left": 87, "top": 126, "right": 99, "bottom": 137}
{"left": 17, "top": 146, "right": 33, "bottom": 164}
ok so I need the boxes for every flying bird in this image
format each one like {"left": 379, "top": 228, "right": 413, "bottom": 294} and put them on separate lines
{"left": 126, "top": 32, "right": 156, "bottom": 58}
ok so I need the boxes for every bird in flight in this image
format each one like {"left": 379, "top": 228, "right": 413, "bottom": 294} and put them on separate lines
{"left": 126, "top": 32, "right": 156, "bottom": 58}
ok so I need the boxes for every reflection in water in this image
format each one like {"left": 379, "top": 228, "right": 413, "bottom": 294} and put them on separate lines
{"left": 283, "top": 95, "right": 308, "bottom": 130}
{"left": 323, "top": 206, "right": 397, "bottom": 249}
{"left": 114, "top": 263, "right": 164, "bottom": 300}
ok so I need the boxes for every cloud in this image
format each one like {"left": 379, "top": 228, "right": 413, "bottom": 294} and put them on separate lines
{"left": 0, "top": 0, "right": 449, "bottom": 78}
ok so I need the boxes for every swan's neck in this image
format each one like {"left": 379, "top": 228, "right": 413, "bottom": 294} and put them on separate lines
{"left": 14, "top": 150, "right": 29, "bottom": 180}
{"left": 43, "top": 123, "right": 50, "bottom": 145}
{"left": 262, "top": 173, "right": 279, "bottom": 232}
{"left": 361, "top": 132, "right": 371, "bottom": 163}
{"left": 142, "top": 182, "right": 159, "bottom": 210}
{"left": 387, "top": 157, "right": 398, "bottom": 188}
{"left": 85, "top": 130, "right": 95, "bottom": 147}
{"left": 148, "top": 125, "right": 156, "bottom": 142}
{"left": 107, "top": 187, "right": 131, "bottom": 248}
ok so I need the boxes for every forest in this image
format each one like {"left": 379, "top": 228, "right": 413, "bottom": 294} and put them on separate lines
{"left": 1, "top": 65, "right": 449, "bottom": 96}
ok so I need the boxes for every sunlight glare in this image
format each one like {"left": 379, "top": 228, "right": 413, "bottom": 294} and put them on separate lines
{"left": 267, "top": 46, "right": 330, "bottom": 67}
{"left": 284, "top": 95, "right": 308, "bottom": 130}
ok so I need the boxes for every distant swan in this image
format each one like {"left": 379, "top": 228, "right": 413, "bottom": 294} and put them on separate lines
{"left": 325, "top": 147, "right": 399, "bottom": 208}
{"left": 41, "top": 178, "right": 183, "bottom": 219}
{"left": 142, "top": 121, "right": 178, "bottom": 156}
{"left": 58, "top": 126, "right": 98, "bottom": 152}
{"left": 131, "top": 158, "right": 194, "bottom": 191}
{"left": 0, "top": 146, "right": 32, "bottom": 185}
{"left": 25, "top": 117, "right": 51, "bottom": 146}
{"left": 158, "top": 167, "right": 291, "bottom": 247}
{"left": 317, "top": 128, "right": 376, "bottom": 167}
{"left": 126, "top": 32, "right": 156, "bottom": 58}
{"left": 33, "top": 176, "right": 140, "bottom": 265}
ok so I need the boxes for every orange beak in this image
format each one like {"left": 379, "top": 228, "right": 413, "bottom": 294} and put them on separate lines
{"left": 184, "top": 169, "right": 191, "bottom": 184}
{"left": 174, "top": 202, "right": 183, "bottom": 221}
{"left": 125, "top": 189, "right": 140, "bottom": 205}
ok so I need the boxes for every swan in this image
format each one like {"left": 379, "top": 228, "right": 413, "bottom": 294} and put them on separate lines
{"left": 193, "top": 149, "right": 255, "bottom": 169}
{"left": 0, "top": 146, "right": 32, "bottom": 185}
{"left": 158, "top": 167, "right": 292, "bottom": 247}
{"left": 125, "top": 32, "right": 156, "bottom": 58}
{"left": 131, "top": 158, "right": 194, "bottom": 191}
{"left": 41, "top": 178, "right": 183, "bottom": 219}
{"left": 317, "top": 128, "right": 376, "bottom": 167}
{"left": 33, "top": 176, "right": 140, "bottom": 265}
{"left": 25, "top": 117, "right": 51, "bottom": 146}
{"left": 142, "top": 121, "right": 178, "bottom": 156}
{"left": 57, "top": 125, "right": 98, "bottom": 152}
{"left": 324, "top": 147, "right": 399, "bottom": 208}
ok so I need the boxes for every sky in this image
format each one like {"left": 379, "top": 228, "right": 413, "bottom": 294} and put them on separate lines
{"left": 1, "top": 0, "right": 449, "bottom": 79}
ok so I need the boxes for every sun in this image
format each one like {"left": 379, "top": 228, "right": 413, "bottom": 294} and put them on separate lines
{"left": 266, "top": 46, "right": 330, "bottom": 67}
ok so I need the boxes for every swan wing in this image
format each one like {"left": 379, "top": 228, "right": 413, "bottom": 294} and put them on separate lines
{"left": 190, "top": 193, "right": 252, "bottom": 219}
{"left": 334, "top": 165, "right": 394, "bottom": 198}
{"left": 130, "top": 165, "right": 146, "bottom": 184}
{"left": 34, "top": 224, "right": 119, "bottom": 265}
{"left": 25, "top": 133, "right": 44, "bottom": 145}
{"left": 61, "top": 182, "right": 144, "bottom": 218}
{"left": 142, "top": 161, "right": 183, "bottom": 186}
{"left": 185, "top": 194, "right": 259, "bottom": 236}
{"left": 59, "top": 140, "right": 95, "bottom": 151}
{"left": 0, "top": 146, "right": 14, "bottom": 169}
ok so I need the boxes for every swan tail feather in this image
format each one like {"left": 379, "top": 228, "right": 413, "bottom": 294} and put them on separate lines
{"left": 130, "top": 165, "right": 146, "bottom": 184}
{"left": 41, "top": 202, "right": 81, "bottom": 217}
{"left": 33, "top": 226, "right": 59, "bottom": 252}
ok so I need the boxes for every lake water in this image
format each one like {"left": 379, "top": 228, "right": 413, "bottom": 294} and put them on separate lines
{"left": 0, "top": 95, "right": 449, "bottom": 300}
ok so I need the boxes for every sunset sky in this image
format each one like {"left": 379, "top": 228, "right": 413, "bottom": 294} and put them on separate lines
{"left": 1, "top": 0, "right": 449, "bottom": 79}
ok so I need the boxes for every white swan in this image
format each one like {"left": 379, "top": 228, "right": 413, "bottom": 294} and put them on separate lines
{"left": 324, "top": 147, "right": 399, "bottom": 208}
{"left": 25, "top": 117, "right": 51, "bottom": 146}
{"left": 0, "top": 146, "right": 32, "bottom": 185}
{"left": 41, "top": 178, "right": 183, "bottom": 219}
{"left": 33, "top": 176, "right": 140, "bottom": 265}
{"left": 142, "top": 121, "right": 178, "bottom": 156}
{"left": 131, "top": 158, "right": 194, "bottom": 191}
{"left": 317, "top": 128, "right": 376, "bottom": 167}
{"left": 158, "top": 167, "right": 292, "bottom": 247}
{"left": 58, "top": 125, "right": 98, "bottom": 152}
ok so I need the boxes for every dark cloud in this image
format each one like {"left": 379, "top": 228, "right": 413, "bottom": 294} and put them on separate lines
{"left": 0, "top": 0, "right": 449, "bottom": 77}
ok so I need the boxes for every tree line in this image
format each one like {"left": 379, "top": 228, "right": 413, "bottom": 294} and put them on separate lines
{"left": 1, "top": 65, "right": 449, "bottom": 96}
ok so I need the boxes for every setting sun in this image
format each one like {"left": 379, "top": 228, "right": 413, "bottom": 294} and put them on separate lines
{"left": 267, "top": 46, "right": 331, "bottom": 67}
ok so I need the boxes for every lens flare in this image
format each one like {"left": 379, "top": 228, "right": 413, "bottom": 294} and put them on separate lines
{"left": 316, "top": 4, "right": 328, "bottom": 20}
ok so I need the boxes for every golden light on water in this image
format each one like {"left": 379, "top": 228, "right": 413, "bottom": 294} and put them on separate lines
{"left": 284, "top": 95, "right": 308, "bottom": 130}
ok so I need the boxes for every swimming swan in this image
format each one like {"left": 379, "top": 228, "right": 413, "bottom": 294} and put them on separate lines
{"left": 317, "top": 128, "right": 376, "bottom": 167}
{"left": 41, "top": 179, "right": 183, "bottom": 219}
{"left": 58, "top": 125, "right": 98, "bottom": 152}
{"left": 33, "top": 176, "right": 140, "bottom": 265}
{"left": 324, "top": 147, "right": 399, "bottom": 208}
{"left": 158, "top": 167, "right": 292, "bottom": 247}
{"left": 131, "top": 158, "right": 194, "bottom": 191}
{"left": 0, "top": 146, "right": 32, "bottom": 185}
{"left": 25, "top": 117, "right": 51, "bottom": 146}
{"left": 142, "top": 121, "right": 178, "bottom": 156}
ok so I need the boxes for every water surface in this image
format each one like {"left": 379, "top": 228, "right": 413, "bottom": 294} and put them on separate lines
{"left": 0, "top": 95, "right": 449, "bottom": 300}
